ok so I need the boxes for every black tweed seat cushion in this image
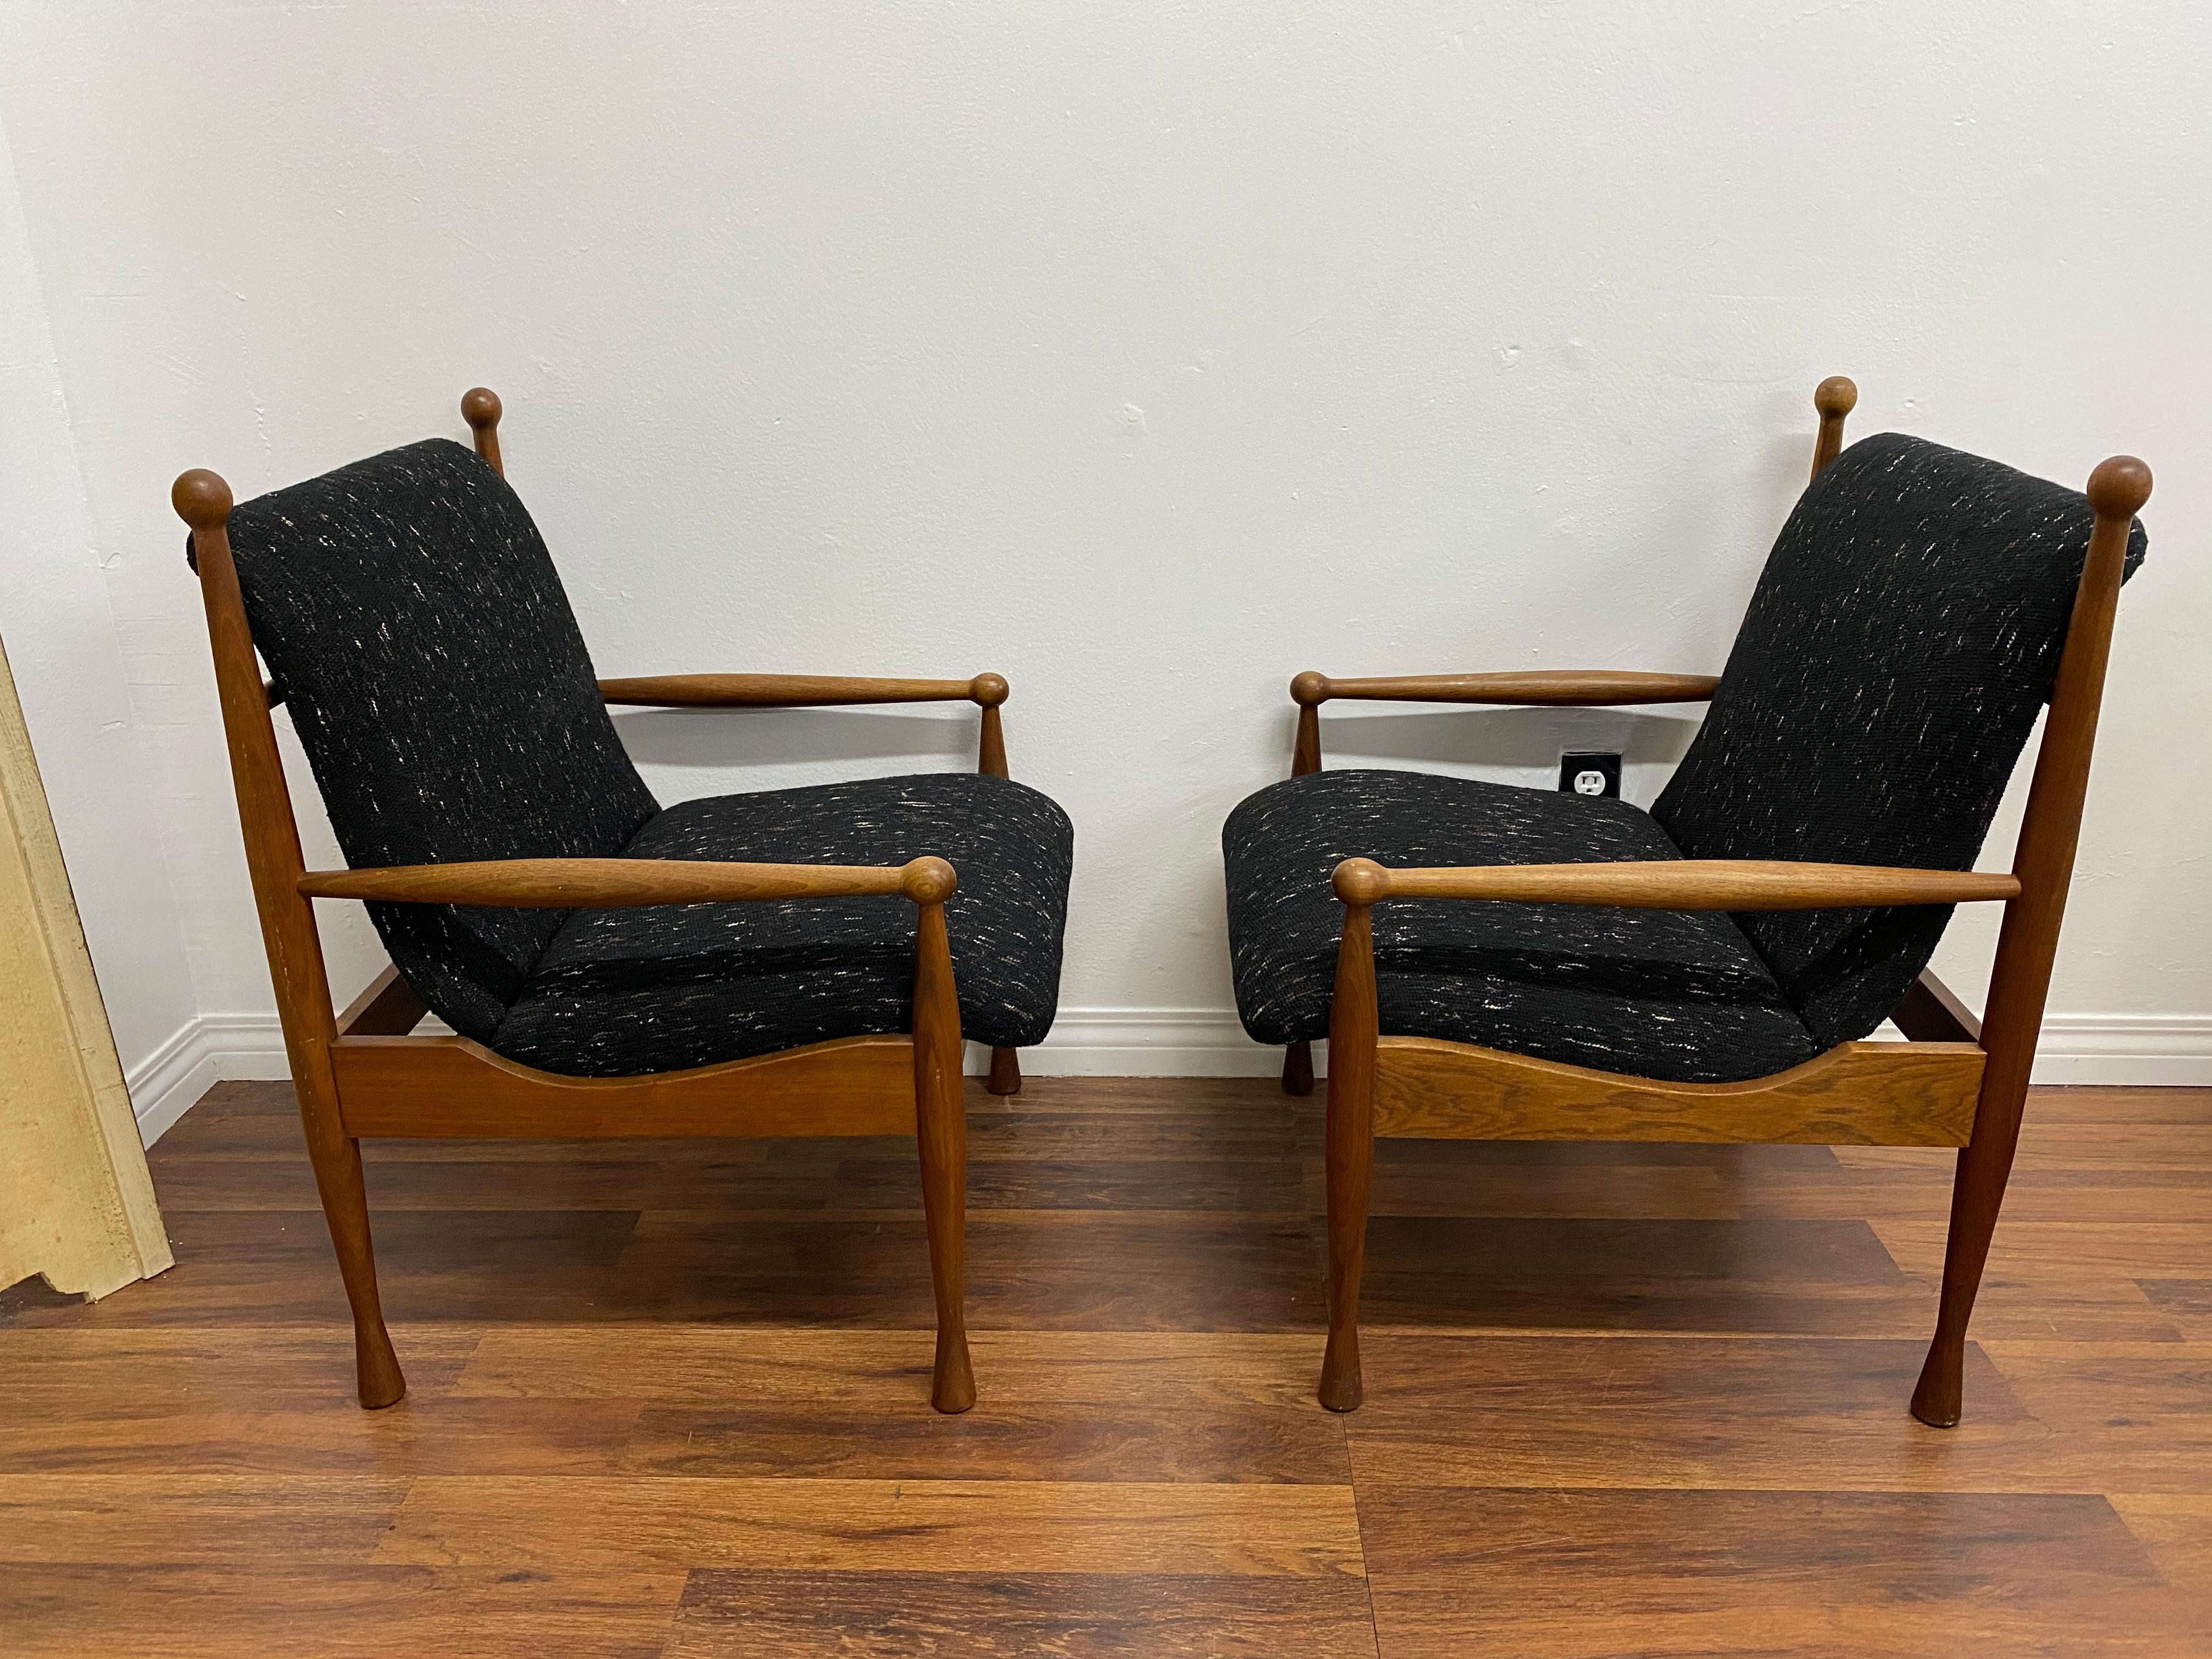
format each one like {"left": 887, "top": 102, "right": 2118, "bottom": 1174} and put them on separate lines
{"left": 1223, "top": 769, "right": 1822, "bottom": 1084}
{"left": 492, "top": 772, "right": 1074, "bottom": 1077}
{"left": 1222, "top": 432, "right": 2146, "bottom": 1086}
{"left": 202, "top": 435, "right": 1075, "bottom": 1081}
{"left": 1652, "top": 432, "right": 2147, "bottom": 1049}
{"left": 205, "top": 438, "right": 659, "bottom": 1042}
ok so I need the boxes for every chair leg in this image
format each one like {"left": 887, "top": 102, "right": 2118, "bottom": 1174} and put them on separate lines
{"left": 298, "top": 1115, "right": 404, "bottom": 1409}
{"left": 1318, "top": 890, "right": 1379, "bottom": 1412}
{"left": 1319, "top": 1058, "right": 1375, "bottom": 1411}
{"left": 1282, "top": 1040, "right": 1314, "bottom": 1097}
{"left": 1911, "top": 1079, "right": 2032, "bottom": 1427}
{"left": 986, "top": 1045, "right": 1023, "bottom": 1096}
{"left": 912, "top": 889, "right": 976, "bottom": 1413}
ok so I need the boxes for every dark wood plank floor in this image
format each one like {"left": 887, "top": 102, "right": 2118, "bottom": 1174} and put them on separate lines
{"left": 3, "top": 1076, "right": 2208, "bottom": 1656}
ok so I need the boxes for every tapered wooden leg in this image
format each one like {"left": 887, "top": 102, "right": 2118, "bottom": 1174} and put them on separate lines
{"left": 986, "top": 1045, "right": 1022, "bottom": 1096}
{"left": 1910, "top": 458, "right": 2146, "bottom": 1427}
{"left": 297, "top": 1104, "right": 404, "bottom": 1409}
{"left": 1282, "top": 1040, "right": 1314, "bottom": 1097}
{"left": 1911, "top": 1077, "right": 2032, "bottom": 1428}
{"left": 912, "top": 884, "right": 975, "bottom": 1413}
{"left": 1319, "top": 878, "right": 1380, "bottom": 1412}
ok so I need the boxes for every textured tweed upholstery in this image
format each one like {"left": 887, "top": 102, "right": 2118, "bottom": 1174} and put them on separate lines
{"left": 1223, "top": 432, "right": 2146, "bottom": 1082}
{"left": 204, "top": 438, "right": 1074, "bottom": 1077}
{"left": 209, "top": 439, "right": 658, "bottom": 1041}
{"left": 1652, "top": 433, "right": 2147, "bottom": 1048}
{"left": 1223, "top": 770, "right": 1821, "bottom": 1083}
{"left": 494, "top": 774, "right": 1074, "bottom": 1076}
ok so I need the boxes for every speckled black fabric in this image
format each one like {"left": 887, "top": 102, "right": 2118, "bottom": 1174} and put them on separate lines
{"left": 204, "top": 439, "right": 658, "bottom": 1041}
{"left": 493, "top": 773, "right": 1074, "bottom": 1076}
{"left": 1223, "top": 770, "right": 1822, "bottom": 1082}
{"left": 1653, "top": 432, "right": 2147, "bottom": 1049}
{"left": 201, "top": 438, "right": 1075, "bottom": 1078}
{"left": 1224, "top": 433, "right": 2147, "bottom": 1081}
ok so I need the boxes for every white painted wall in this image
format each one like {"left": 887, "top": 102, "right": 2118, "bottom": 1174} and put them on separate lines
{"left": 0, "top": 122, "right": 206, "bottom": 1134}
{"left": 0, "top": 1, "right": 2205, "bottom": 1105}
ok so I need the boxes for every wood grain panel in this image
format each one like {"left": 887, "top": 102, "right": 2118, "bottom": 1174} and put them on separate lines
{"left": 1358, "top": 1487, "right": 2196, "bottom": 1658}
{"left": 333, "top": 1034, "right": 915, "bottom": 1139}
{"left": 1373, "top": 1036, "right": 1984, "bottom": 1145}
{"left": 1343, "top": 1335, "right": 2035, "bottom": 1491}
{"left": 455, "top": 1329, "right": 1348, "bottom": 1483}
{"left": 0, "top": 1397, "right": 642, "bottom": 1477}
{"left": 2109, "top": 1492, "right": 2212, "bottom": 1603}
{"left": 375, "top": 1476, "right": 1365, "bottom": 1576}
{"left": 0, "top": 1475, "right": 409, "bottom": 1564}
{"left": 0, "top": 1565, "right": 687, "bottom": 1659}
{"left": 664, "top": 1570, "right": 1381, "bottom": 1658}
{"left": 2, "top": 1075, "right": 2204, "bottom": 1655}
{"left": 2137, "top": 1279, "right": 2212, "bottom": 1338}
{"left": 1355, "top": 1214, "right": 1916, "bottom": 1335}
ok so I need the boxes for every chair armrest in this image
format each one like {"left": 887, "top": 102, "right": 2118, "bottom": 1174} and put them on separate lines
{"left": 1331, "top": 857, "right": 2019, "bottom": 911}
{"left": 1291, "top": 670, "right": 1720, "bottom": 708}
{"left": 300, "top": 855, "right": 957, "bottom": 909}
{"left": 600, "top": 672, "right": 1009, "bottom": 709}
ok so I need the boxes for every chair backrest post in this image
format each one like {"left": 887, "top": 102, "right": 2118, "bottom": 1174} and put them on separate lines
{"left": 173, "top": 469, "right": 341, "bottom": 1062}
{"left": 1810, "top": 376, "right": 1857, "bottom": 479}
{"left": 461, "top": 387, "right": 504, "bottom": 477}
{"left": 1974, "top": 455, "right": 2151, "bottom": 1093}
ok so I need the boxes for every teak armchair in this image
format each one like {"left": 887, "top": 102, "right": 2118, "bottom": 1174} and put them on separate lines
{"left": 176, "top": 389, "right": 1074, "bottom": 1413}
{"left": 1222, "top": 378, "right": 2150, "bottom": 1424}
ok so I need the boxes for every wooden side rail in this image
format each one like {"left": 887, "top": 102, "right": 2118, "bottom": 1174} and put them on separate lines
{"left": 299, "top": 855, "right": 956, "bottom": 910}
{"left": 1331, "top": 856, "right": 2019, "bottom": 912}
{"left": 336, "top": 964, "right": 428, "bottom": 1037}
{"left": 1890, "top": 970, "right": 1983, "bottom": 1045}
{"left": 600, "top": 672, "right": 1009, "bottom": 709}
{"left": 601, "top": 659, "right": 1025, "bottom": 1097}
{"left": 1288, "top": 669, "right": 1718, "bottom": 781}
{"left": 1291, "top": 669, "right": 1720, "bottom": 710}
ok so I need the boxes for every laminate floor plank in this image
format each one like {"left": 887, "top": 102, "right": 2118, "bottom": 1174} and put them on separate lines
{"left": 663, "top": 1569, "right": 1382, "bottom": 1658}
{"left": 1, "top": 1075, "right": 2203, "bottom": 1655}
{"left": 0, "top": 1474, "right": 410, "bottom": 1564}
{"left": 1357, "top": 1487, "right": 2206, "bottom": 1658}
{"left": 0, "top": 1564, "right": 687, "bottom": 1659}
{"left": 374, "top": 1476, "right": 1367, "bottom": 1577}
{"left": 455, "top": 1327, "right": 1349, "bottom": 1483}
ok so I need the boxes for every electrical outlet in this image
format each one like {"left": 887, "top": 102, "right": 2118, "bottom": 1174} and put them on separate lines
{"left": 1560, "top": 751, "right": 1621, "bottom": 799}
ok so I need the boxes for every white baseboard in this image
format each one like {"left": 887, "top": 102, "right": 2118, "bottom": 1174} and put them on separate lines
{"left": 129, "top": 1006, "right": 2212, "bottom": 1143}
{"left": 128, "top": 1013, "right": 289, "bottom": 1145}
{"left": 976, "top": 1008, "right": 1305, "bottom": 1078}
{"left": 2029, "top": 1013, "right": 2212, "bottom": 1086}
{"left": 1005, "top": 1007, "right": 2212, "bottom": 1087}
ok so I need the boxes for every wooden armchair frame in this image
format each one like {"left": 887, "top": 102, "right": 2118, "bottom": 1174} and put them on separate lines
{"left": 172, "top": 388, "right": 1028, "bottom": 1413}
{"left": 1284, "top": 377, "right": 2152, "bottom": 1425}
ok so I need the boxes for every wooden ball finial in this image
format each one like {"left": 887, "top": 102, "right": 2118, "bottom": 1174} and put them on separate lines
{"left": 901, "top": 856, "right": 958, "bottom": 905}
{"left": 1332, "top": 857, "right": 1388, "bottom": 906}
{"left": 172, "top": 469, "right": 234, "bottom": 529}
{"left": 968, "top": 672, "right": 1009, "bottom": 708}
{"left": 1290, "top": 670, "right": 1331, "bottom": 708}
{"left": 1814, "top": 376, "right": 1858, "bottom": 419}
{"left": 2085, "top": 455, "right": 2152, "bottom": 520}
{"left": 460, "top": 387, "right": 503, "bottom": 431}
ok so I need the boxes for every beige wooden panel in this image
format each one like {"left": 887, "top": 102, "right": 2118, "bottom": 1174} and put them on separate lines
{"left": 0, "top": 632, "right": 170, "bottom": 1299}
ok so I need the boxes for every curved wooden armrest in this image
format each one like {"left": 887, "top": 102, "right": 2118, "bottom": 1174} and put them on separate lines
{"left": 300, "top": 855, "right": 957, "bottom": 909}
{"left": 600, "top": 672, "right": 1010, "bottom": 709}
{"left": 1331, "top": 857, "right": 2019, "bottom": 911}
{"left": 1290, "top": 670, "right": 1720, "bottom": 708}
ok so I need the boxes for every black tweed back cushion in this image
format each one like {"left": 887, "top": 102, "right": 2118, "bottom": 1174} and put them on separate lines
{"left": 200, "top": 438, "right": 659, "bottom": 1040}
{"left": 1652, "top": 432, "right": 2147, "bottom": 1048}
